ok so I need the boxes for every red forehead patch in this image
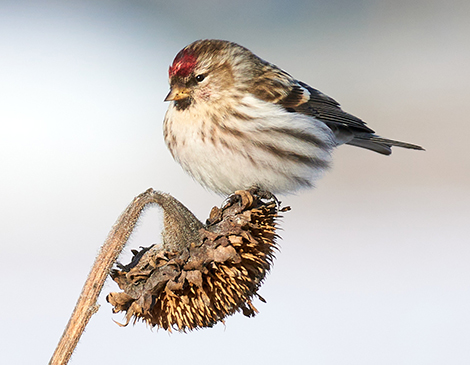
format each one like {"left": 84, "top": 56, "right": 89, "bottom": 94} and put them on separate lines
{"left": 169, "top": 48, "right": 197, "bottom": 78}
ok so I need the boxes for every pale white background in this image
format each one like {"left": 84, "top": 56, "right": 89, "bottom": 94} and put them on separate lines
{"left": 1, "top": 1, "right": 469, "bottom": 364}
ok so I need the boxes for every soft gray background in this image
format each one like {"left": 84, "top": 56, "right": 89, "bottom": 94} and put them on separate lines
{"left": 1, "top": 0, "right": 469, "bottom": 364}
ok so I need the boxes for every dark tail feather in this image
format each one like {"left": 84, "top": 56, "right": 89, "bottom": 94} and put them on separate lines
{"left": 347, "top": 134, "right": 425, "bottom": 155}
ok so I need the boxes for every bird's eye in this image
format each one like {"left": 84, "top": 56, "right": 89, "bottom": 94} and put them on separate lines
{"left": 195, "top": 74, "right": 205, "bottom": 82}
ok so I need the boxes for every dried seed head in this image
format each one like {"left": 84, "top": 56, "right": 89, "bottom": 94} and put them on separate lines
{"left": 107, "top": 189, "right": 289, "bottom": 331}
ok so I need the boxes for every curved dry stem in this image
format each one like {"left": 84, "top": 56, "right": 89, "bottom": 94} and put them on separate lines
{"left": 49, "top": 188, "right": 200, "bottom": 365}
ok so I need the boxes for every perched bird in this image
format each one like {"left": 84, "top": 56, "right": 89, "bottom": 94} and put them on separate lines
{"left": 163, "top": 39, "right": 423, "bottom": 195}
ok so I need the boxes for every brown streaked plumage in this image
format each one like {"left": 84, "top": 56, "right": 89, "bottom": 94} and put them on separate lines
{"left": 163, "top": 39, "right": 424, "bottom": 195}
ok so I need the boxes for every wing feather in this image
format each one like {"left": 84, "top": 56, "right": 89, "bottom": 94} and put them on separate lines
{"left": 248, "top": 68, "right": 424, "bottom": 154}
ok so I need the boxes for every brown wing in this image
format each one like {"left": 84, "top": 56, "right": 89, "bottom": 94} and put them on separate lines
{"left": 292, "top": 81, "right": 424, "bottom": 154}
{"left": 248, "top": 66, "right": 375, "bottom": 133}
{"left": 286, "top": 81, "right": 376, "bottom": 134}
{"left": 249, "top": 69, "right": 423, "bottom": 155}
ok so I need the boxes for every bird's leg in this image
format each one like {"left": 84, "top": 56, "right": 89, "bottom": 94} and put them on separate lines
{"left": 247, "top": 186, "right": 280, "bottom": 207}
{"left": 222, "top": 187, "right": 280, "bottom": 213}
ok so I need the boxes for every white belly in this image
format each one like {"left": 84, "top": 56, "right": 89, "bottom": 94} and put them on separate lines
{"left": 164, "top": 96, "right": 336, "bottom": 195}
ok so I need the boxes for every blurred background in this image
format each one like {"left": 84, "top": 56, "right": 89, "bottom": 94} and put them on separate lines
{"left": 1, "top": 0, "right": 469, "bottom": 364}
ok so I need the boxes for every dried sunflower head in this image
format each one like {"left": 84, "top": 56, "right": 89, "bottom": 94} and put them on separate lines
{"left": 107, "top": 190, "right": 289, "bottom": 331}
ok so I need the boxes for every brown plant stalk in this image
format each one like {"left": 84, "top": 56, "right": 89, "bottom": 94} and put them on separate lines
{"left": 49, "top": 189, "right": 201, "bottom": 365}
{"left": 49, "top": 188, "right": 286, "bottom": 364}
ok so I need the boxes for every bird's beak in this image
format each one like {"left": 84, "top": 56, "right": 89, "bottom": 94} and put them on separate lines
{"left": 164, "top": 86, "right": 191, "bottom": 102}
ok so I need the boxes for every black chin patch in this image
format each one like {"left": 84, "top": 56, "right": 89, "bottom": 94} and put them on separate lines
{"left": 174, "top": 97, "right": 193, "bottom": 111}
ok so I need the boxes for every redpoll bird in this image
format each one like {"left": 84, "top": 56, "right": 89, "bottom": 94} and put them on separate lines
{"left": 163, "top": 39, "right": 423, "bottom": 195}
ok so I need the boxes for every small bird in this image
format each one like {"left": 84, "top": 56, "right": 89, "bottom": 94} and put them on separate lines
{"left": 163, "top": 39, "right": 423, "bottom": 195}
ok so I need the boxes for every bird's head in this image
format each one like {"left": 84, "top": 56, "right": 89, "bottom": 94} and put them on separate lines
{"left": 165, "top": 40, "right": 258, "bottom": 110}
